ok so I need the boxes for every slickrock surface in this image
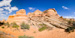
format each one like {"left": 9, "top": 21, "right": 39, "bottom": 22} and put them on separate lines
{"left": 7, "top": 8, "right": 72, "bottom": 29}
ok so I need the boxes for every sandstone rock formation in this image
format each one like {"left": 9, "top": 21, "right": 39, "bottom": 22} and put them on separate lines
{"left": 7, "top": 8, "right": 72, "bottom": 29}
{"left": 16, "top": 9, "right": 26, "bottom": 15}
{"left": 33, "top": 10, "right": 43, "bottom": 16}
{"left": 7, "top": 9, "right": 28, "bottom": 24}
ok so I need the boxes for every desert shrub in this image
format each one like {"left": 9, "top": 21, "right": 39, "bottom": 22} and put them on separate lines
{"left": 68, "top": 21, "right": 74, "bottom": 25}
{"left": 65, "top": 27, "right": 75, "bottom": 33}
{"left": 65, "top": 21, "right": 75, "bottom": 33}
{"left": 39, "top": 24, "right": 47, "bottom": 27}
{"left": 12, "top": 22, "right": 19, "bottom": 29}
{"left": 21, "top": 22, "right": 30, "bottom": 30}
{"left": 33, "top": 31, "right": 36, "bottom": 33}
{"left": 0, "top": 22, "right": 4, "bottom": 26}
{"left": 1, "top": 26, "right": 4, "bottom": 29}
{"left": 39, "top": 24, "right": 52, "bottom": 31}
{"left": 4, "top": 22, "right": 10, "bottom": 27}
{"left": 39, "top": 27, "right": 47, "bottom": 32}
{"left": 72, "top": 21, "right": 75, "bottom": 27}
{"left": 18, "top": 35, "right": 34, "bottom": 38}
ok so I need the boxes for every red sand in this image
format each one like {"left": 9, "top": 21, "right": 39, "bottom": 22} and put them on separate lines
{"left": 0, "top": 26, "right": 75, "bottom": 38}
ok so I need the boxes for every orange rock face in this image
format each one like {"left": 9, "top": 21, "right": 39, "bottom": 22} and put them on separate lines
{"left": 44, "top": 9, "right": 57, "bottom": 16}
{"left": 7, "top": 8, "right": 60, "bottom": 23}
{"left": 28, "top": 12, "right": 33, "bottom": 17}
{"left": 33, "top": 10, "right": 43, "bottom": 16}
{"left": 7, "top": 9, "right": 28, "bottom": 23}
{"left": 16, "top": 9, "right": 26, "bottom": 15}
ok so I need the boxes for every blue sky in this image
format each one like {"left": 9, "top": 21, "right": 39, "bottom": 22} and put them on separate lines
{"left": 0, "top": 0, "right": 75, "bottom": 20}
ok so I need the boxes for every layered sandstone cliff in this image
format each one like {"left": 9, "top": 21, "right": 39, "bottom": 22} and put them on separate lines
{"left": 7, "top": 8, "right": 72, "bottom": 29}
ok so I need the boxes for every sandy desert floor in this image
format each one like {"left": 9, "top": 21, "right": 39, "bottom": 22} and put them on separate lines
{"left": 0, "top": 26, "right": 75, "bottom": 38}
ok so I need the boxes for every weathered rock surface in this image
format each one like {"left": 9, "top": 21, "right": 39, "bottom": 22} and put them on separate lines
{"left": 7, "top": 8, "right": 72, "bottom": 29}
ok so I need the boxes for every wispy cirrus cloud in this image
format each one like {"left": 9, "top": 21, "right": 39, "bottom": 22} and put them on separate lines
{"left": 62, "top": 6, "right": 69, "bottom": 9}
{"left": 28, "top": 7, "right": 35, "bottom": 10}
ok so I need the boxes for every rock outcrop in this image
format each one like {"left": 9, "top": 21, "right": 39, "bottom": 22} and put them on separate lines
{"left": 7, "top": 8, "right": 72, "bottom": 29}
{"left": 16, "top": 9, "right": 26, "bottom": 15}
{"left": 7, "top": 9, "right": 28, "bottom": 24}
{"left": 33, "top": 10, "right": 43, "bottom": 16}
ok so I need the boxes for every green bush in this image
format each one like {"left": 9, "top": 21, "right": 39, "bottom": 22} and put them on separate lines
{"left": 39, "top": 24, "right": 46, "bottom": 27}
{"left": 21, "top": 22, "right": 30, "bottom": 30}
{"left": 65, "top": 21, "right": 75, "bottom": 33}
{"left": 39, "top": 27, "right": 47, "bottom": 32}
{"left": 18, "top": 35, "right": 34, "bottom": 38}
{"left": 1, "top": 26, "right": 4, "bottom": 29}
{"left": 39, "top": 24, "right": 51, "bottom": 31}
{"left": 65, "top": 27, "right": 75, "bottom": 33}
{"left": 12, "top": 22, "right": 19, "bottom": 29}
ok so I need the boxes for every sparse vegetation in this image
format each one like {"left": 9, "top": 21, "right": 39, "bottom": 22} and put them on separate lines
{"left": 65, "top": 27, "right": 74, "bottom": 33}
{"left": 72, "top": 21, "right": 75, "bottom": 27}
{"left": 12, "top": 22, "right": 19, "bottom": 29}
{"left": 68, "top": 21, "right": 74, "bottom": 25}
{"left": 21, "top": 22, "right": 30, "bottom": 30}
{"left": 33, "top": 31, "right": 36, "bottom": 33}
{"left": 18, "top": 35, "right": 34, "bottom": 38}
{"left": 39, "top": 27, "right": 47, "bottom": 32}
{"left": 4, "top": 22, "right": 10, "bottom": 27}
{"left": 1, "top": 26, "right": 4, "bottom": 29}
{"left": 39, "top": 24, "right": 51, "bottom": 31}
{"left": 65, "top": 21, "right": 75, "bottom": 33}
{"left": 39, "top": 24, "right": 46, "bottom": 27}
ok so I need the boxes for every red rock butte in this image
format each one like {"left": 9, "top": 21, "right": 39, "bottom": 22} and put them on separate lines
{"left": 7, "top": 8, "right": 60, "bottom": 23}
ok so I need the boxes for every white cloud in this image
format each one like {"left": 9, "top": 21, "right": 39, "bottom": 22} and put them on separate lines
{"left": 0, "top": 0, "right": 12, "bottom": 7}
{"left": 1, "top": 13, "right": 4, "bottom": 15}
{"left": 62, "top": 6, "right": 69, "bottom": 9}
{"left": 28, "top": 7, "right": 35, "bottom": 10}
{"left": 11, "top": 6, "right": 18, "bottom": 11}
{"left": 3, "top": 7, "right": 10, "bottom": 10}
{"left": 63, "top": 16, "right": 75, "bottom": 18}
{"left": 0, "top": 0, "right": 18, "bottom": 20}
{"left": 0, "top": 0, "right": 18, "bottom": 14}
{"left": 0, "top": 8, "right": 3, "bottom": 11}
{"left": 4, "top": 6, "right": 18, "bottom": 13}
{"left": 0, "top": 16, "right": 7, "bottom": 20}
